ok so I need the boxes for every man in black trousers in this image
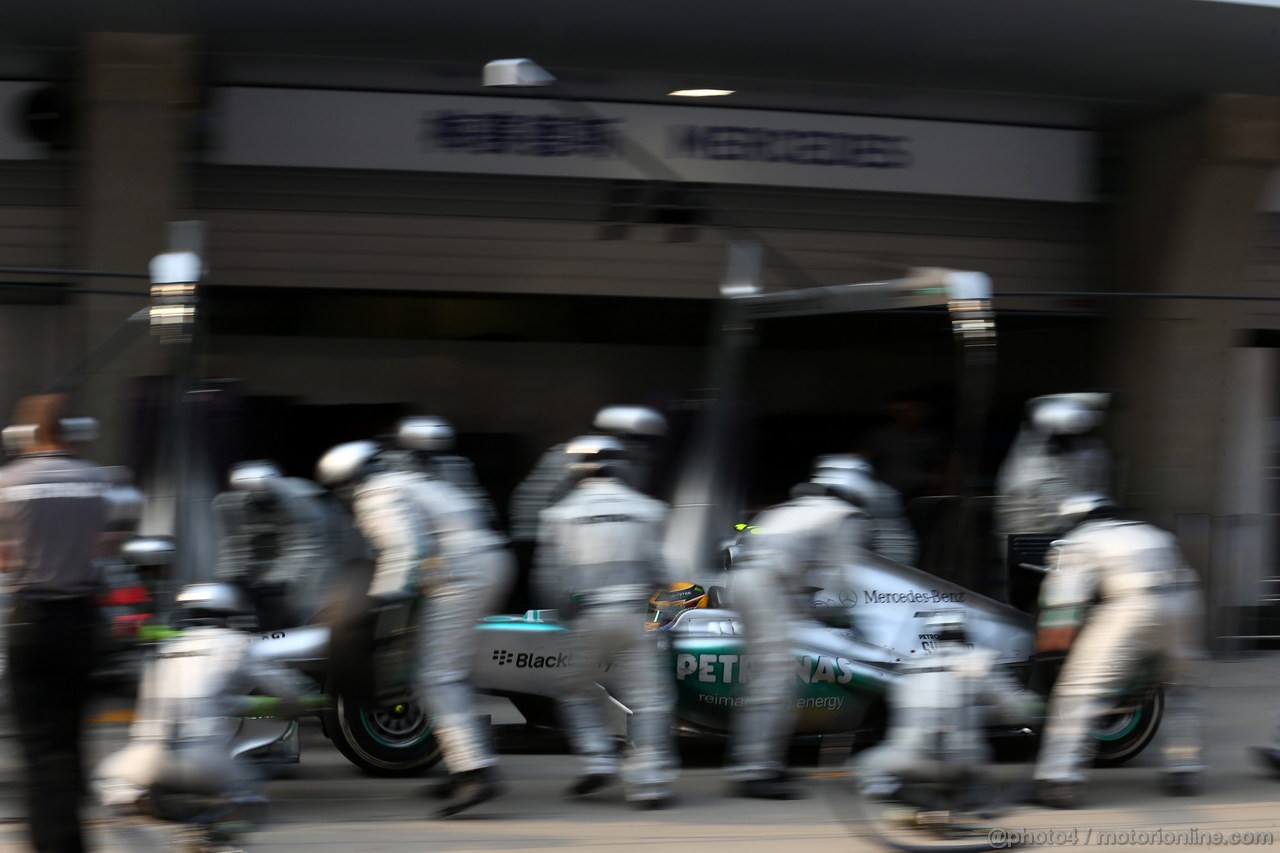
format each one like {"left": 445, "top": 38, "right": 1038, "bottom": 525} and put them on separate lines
{"left": 0, "top": 394, "right": 111, "bottom": 853}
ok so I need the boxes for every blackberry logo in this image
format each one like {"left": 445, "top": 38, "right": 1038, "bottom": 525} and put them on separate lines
{"left": 490, "top": 649, "right": 569, "bottom": 669}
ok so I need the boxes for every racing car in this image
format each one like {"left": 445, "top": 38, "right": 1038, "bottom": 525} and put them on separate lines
{"left": 233, "top": 549, "right": 1162, "bottom": 778}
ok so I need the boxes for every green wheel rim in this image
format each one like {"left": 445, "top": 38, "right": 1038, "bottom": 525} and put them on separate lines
{"left": 359, "top": 701, "right": 433, "bottom": 749}
{"left": 1094, "top": 708, "right": 1142, "bottom": 742}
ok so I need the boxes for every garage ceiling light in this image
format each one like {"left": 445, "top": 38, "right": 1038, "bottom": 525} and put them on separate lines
{"left": 668, "top": 88, "right": 734, "bottom": 98}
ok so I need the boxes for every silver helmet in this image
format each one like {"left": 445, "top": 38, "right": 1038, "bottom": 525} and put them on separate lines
{"left": 1028, "top": 393, "right": 1109, "bottom": 436}
{"left": 315, "top": 440, "right": 381, "bottom": 488}
{"left": 1057, "top": 492, "right": 1115, "bottom": 531}
{"left": 565, "top": 434, "right": 627, "bottom": 479}
{"left": 592, "top": 405, "right": 667, "bottom": 438}
{"left": 229, "top": 459, "right": 282, "bottom": 492}
{"left": 813, "top": 453, "right": 875, "bottom": 478}
{"left": 176, "top": 583, "right": 251, "bottom": 620}
{"left": 121, "top": 535, "right": 176, "bottom": 569}
{"left": 811, "top": 459, "right": 877, "bottom": 510}
{"left": 397, "top": 416, "right": 455, "bottom": 453}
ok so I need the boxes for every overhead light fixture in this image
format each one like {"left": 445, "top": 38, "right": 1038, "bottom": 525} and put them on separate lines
{"left": 667, "top": 88, "right": 734, "bottom": 98}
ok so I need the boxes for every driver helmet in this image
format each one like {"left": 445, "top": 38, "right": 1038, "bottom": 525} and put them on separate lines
{"left": 1057, "top": 492, "right": 1116, "bottom": 533}
{"left": 925, "top": 609, "right": 968, "bottom": 647}
{"left": 397, "top": 416, "right": 455, "bottom": 453}
{"left": 646, "top": 582, "right": 708, "bottom": 630}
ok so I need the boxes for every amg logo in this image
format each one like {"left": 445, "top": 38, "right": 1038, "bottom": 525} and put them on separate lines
{"left": 491, "top": 649, "right": 569, "bottom": 669}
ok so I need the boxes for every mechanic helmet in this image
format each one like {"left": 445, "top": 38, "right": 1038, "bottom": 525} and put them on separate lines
{"left": 102, "top": 468, "right": 145, "bottom": 531}
{"left": 397, "top": 416, "right": 455, "bottom": 453}
{"left": 565, "top": 434, "right": 628, "bottom": 480}
{"left": 592, "top": 405, "right": 667, "bottom": 439}
{"left": 810, "top": 458, "right": 877, "bottom": 510}
{"left": 175, "top": 583, "right": 252, "bottom": 628}
{"left": 1028, "top": 393, "right": 1109, "bottom": 436}
{"left": 925, "top": 609, "right": 968, "bottom": 647}
{"left": 1057, "top": 492, "right": 1116, "bottom": 532}
{"left": 814, "top": 453, "right": 876, "bottom": 478}
{"left": 646, "top": 582, "right": 708, "bottom": 630}
{"left": 120, "top": 535, "right": 176, "bottom": 569}
{"left": 315, "top": 440, "right": 382, "bottom": 497}
{"left": 229, "top": 460, "right": 282, "bottom": 492}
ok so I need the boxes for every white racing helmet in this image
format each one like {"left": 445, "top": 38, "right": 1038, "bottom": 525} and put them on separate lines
{"left": 592, "top": 405, "right": 667, "bottom": 438}
{"left": 810, "top": 457, "right": 877, "bottom": 510}
{"left": 397, "top": 416, "right": 455, "bottom": 453}
{"left": 315, "top": 440, "right": 381, "bottom": 489}
{"left": 121, "top": 535, "right": 176, "bottom": 569}
{"left": 1028, "top": 393, "right": 1110, "bottom": 436}
{"left": 176, "top": 583, "right": 252, "bottom": 623}
{"left": 1057, "top": 492, "right": 1116, "bottom": 531}
{"left": 564, "top": 434, "right": 627, "bottom": 479}
{"left": 814, "top": 453, "right": 875, "bottom": 478}
{"left": 229, "top": 459, "right": 282, "bottom": 492}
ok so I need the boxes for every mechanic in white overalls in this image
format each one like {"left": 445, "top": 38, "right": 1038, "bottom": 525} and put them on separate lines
{"left": 96, "top": 583, "right": 310, "bottom": 833}
{"left": 995, "top": 393, "right": 1111, "bottom": 551}
{"left": 316, "top": 440, "right": 515, "bottom": 819}
{"left": 535, "top": 435, "right": 678, "bottom": 809}
{"left": 853, "top": 611, "right": 1039, "bottom": 798}
{"left": 725, "top": 461, "right": 875, "bottom": 799}
{"left": 386, "top": 416, "right": 500, "bottom": 530}
{"left": 1033, "top": 493, "right": 1206, "bottom": 808}
{"left": 212, "top": 460, "right": 334, "bottom": 631}
{"left": 814, "top": 454, "right": 917, "bottom": 566}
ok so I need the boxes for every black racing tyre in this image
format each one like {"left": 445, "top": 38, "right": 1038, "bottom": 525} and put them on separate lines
{"left": 1092, "top": 686, "right": 1163, "bottom": 768}
{"left": 324, "top": 686, "right": 442, "bottom": 777}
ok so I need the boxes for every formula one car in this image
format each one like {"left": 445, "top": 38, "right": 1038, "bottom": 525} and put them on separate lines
{"left": 222, "top": 547, "right": 1161, "bottom": 778}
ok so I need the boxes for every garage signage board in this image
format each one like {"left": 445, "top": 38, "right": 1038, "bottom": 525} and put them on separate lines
{"left": 209, "top": 87, "right": 1096, "bottom": 203}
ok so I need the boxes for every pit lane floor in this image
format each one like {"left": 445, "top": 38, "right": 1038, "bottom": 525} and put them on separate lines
{"left": 0, "top": 653, "right": 1277, "bottom": 852}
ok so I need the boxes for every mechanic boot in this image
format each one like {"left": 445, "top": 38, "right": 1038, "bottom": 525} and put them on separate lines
{"left": 435, "top": 767, "right": 504, "bottom": 819}
{"left": 628, "top": 787, "right": 676, "bottom": 810}
{"left": 566, "top": 773, "right": 616, "bottom": 797}
{"left": 1032, "top": 779, "right": 1084, "bottom": 810}
{"left": 1251, "top": 747, "right": 1280, "bottom": 777}
{"left": 428, "top": 775, "right": 457, "bottom": 800}
{"left": 733, "top": 771, "right": 804, "bottom": 800}
{"left": 1162, "top": 771, "right": 1201, "bottom": 797}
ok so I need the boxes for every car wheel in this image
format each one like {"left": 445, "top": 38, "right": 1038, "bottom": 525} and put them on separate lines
{"left": 1092, "top": 686, "right": 1164, "bottom": 767}
{"left": 324, "top": 687, "right": 442, "bottom": 777}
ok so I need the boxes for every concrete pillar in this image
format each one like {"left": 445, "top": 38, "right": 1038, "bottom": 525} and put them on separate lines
{"left": 1106, "top": 96, "right": 1280, "bottom": 649}
{"left": 76, "top": 33, "right": 196, "bottom": 463}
